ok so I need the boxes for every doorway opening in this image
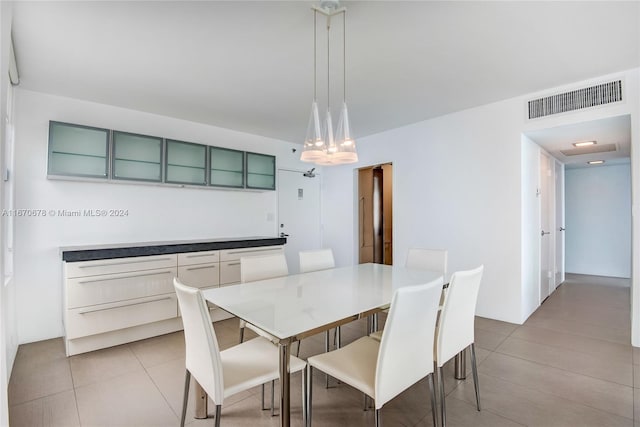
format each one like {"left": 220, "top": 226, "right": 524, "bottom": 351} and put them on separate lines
{"left": 358, "top": 163, "right": 393, "bottom": 265}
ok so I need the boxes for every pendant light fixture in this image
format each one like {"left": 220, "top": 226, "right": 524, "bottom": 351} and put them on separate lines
{"left": 301, "top": 0, "right": 358, "bottom": 165}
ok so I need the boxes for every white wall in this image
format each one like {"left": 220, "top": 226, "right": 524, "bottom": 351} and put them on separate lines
{"left": 0, "top": 2, "right": 15, "bottom": 425}
{"left": 13, "top": 88, "right": 308, "bottom": 344}
{"left": 322, "top": 98, "right": 525, "bottom": 324}
{"left": 323, "top": 68, "right": 640, "bottom": 326}
{"left": 565, "top": 163, "right": 631, "bottom": 277}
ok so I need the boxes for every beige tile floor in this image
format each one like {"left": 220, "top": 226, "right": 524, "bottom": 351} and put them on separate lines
{"left": 8, "top": 273, "right": 637, "bottom": 427}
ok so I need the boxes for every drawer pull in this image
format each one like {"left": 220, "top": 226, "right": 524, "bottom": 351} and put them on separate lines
{"left": 78, "top": 296, "right": 174, "bottom": 314}
{"left": 227, "top": 248, "right": 280, "bottom": 255}
{"left": 185, "top": 265, "right": 218, "bottom": 272}
{"left": 78, "top": 270, "right": 173, "bottom": 284}
{"left": 185, "top": 253, "right": 217, "bottom": 259}
{"left": 79, "top": 257, "right": 174, "bottom": 269}
{"left": 225, "top": 262, "right": 240, "bottom": 267}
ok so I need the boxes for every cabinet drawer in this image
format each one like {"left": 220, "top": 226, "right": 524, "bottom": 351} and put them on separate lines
{"left": 220, "top": 260, "right": 241, "bottom": 285}
{"left": 177, "top": 251, "right": 219, "bottom": 266}
{"left": 65, "top": 254, "right": 178, "bottom": 278}
{"left": 219, "top": 245, "right": 283, "bottom": 262}
{"left": 66, "top": 294, "right": 177, "bottom": 339}
{"left": 177, "top": 263, "right": 219, "bottom": 288}
{"left": 67, "top": 267, "right": 177, "bottom": 309}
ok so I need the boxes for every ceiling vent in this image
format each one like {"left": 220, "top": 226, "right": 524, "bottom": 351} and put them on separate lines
{"left": 559, "top": 143, "right": 617, "bottom": 157}
{"left": 528, "top": 80, "right": 622, "bottom": 120}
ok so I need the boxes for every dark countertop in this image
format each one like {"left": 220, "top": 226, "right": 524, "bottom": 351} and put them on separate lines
{"left": 61, "top": 236, "right": 286, "bottom": 262}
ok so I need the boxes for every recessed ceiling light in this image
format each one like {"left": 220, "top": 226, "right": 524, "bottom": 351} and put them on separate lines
{"left": 587, "top": 160, "right": 605, "bottom": 165}
{"left": 573, "top": 141, "right": 597, "bottom": 147}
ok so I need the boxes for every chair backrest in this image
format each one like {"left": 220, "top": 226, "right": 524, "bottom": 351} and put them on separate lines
{"left": 405, "top": 248, "right": 448, "bottom": 278}
{"left": 299, "top": 249, "right": 335, "bottom": 273}
{"left": 436, "top": 265, "right": 484, "bottom": 365}
{"left": 240, "top": 253, "right": 289, "bottom": 283}
{"left": 375, "top": 276, "right": 443, "bottom": 409}
{"left": 174, "top": 278, "right": 225, "bottom": 404}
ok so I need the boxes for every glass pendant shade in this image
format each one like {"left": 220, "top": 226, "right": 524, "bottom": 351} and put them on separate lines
{"left": 315, "top": 109, "right": 337, "bottom": 165}
{"left": 300, "top": 101, "right": 325, "bottom": 162}
{"left": 333, "top": 101, "right": 358, "bottom": 163}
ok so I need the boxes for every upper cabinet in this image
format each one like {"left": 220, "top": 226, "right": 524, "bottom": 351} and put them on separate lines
{"left": 166, "top": 140, "right": 206, "bottom": 185}
{"left": 112, "top": 131, "right": 163, "bottom": 182}
{"left": 47, "top": 121, "right": 276, "bottom": 191}
{"left": 210, "top": 147, "right": 244, "bottom": 188}
{"left": 246, "top": 152, "right": 275, "bottom": 190}
{"left": 48, "top": 122, "right": 109, "bottom": 178}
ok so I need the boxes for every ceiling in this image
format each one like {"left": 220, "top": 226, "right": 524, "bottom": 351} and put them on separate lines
{"left": 10, "top": 1, "right": 640, "bottom": 147}
{"left": 525, "top": 115, "right": 632, "bottom": 170}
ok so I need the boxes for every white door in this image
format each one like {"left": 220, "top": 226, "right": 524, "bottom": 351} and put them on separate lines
{"left": 554, "top": 160, "right": 565, "bottom": 288}
{"left": 277, "top": 169, "right": 321, "bottom": 274}
{"left": 539, "top": 152, "right": 553, "bottom": 302}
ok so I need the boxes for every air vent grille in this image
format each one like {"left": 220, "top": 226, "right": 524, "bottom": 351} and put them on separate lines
{"left": 528, "top": 80, "right": 622, "bottom": 119}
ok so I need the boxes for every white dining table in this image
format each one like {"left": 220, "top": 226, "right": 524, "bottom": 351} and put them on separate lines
{"left": 201, "top": 262, "right": 443, "bottom": 427}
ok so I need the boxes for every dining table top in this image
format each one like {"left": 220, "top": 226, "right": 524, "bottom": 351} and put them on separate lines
{"left": 202, "top": 262, "right": 443, "bottom": 343}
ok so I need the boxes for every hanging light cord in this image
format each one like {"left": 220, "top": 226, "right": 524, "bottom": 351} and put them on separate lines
{"left": 313, "top": 10, "right": 317, "bottom": 102}
{"left": 327, "top": 15, "right": 330, "bottom": 111}
{"left": 343, "top": 10, "right": 346, "bottom": 103}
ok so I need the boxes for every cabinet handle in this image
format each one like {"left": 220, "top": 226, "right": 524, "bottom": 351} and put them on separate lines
{"left": 226, "top": 248, "right": 280, "bottom": 256}
{"left": 78, "top": 270, "right": 173, "bottom": 284}
{"left": 185, "top": 253, "right": 218, "bottom": 259}
{"left": 79, "top": 257, "right": 174, "bottom": 269}
{"left": 78, "top": 296, "right": 174, "bottom": 314}
{"left": 225, "top": 262, "right": 241, "bottom": 267}
{"left": 185, "top": 265, "right": 218, "bottom": 272}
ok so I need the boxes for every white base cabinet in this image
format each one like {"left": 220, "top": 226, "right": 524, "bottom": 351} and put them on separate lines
{"left": 63, "top": 243, "right": 283, "bottom": 356}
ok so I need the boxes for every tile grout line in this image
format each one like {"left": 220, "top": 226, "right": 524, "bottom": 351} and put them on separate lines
{"left": 479, "top": 352, "right": 635, "bottom": 421}
{"left": 128, "top": 342, "right": 183, "bottom": 422}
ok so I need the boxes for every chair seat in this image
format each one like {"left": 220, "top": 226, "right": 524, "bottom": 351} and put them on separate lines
{"left": 307, "top": 336, "right": 379, "bottom": 399}
{"left": 222, "top": 336, "right": 306, "bottom": 398}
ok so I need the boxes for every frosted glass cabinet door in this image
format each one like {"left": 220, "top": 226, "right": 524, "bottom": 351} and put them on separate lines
{"left": 112, "top": 131, "right": 163, "bottom": 182}
{"left": 48, "top": 121, "right": 109, "bottom": 178}
{"left": 166, "top": 140, "right": 206, "bottom": 185}
{"left": 210, "top": 147, "right": 244, "bottom": 188}
{"left": 246, "top": 152, "right": 275, "bottom": 190}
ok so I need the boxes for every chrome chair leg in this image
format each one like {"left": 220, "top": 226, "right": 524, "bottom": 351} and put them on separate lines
{"left": 470, "top": 343, "right": 481, "bottom": 411}
{"left": 307, "top": 365, "right": 313, "bottom": 427}
{"left": 271, "top": 380, "right": 276, "bottom": 416}
{"left": 180, "top": 370, "right": 191, "bottom": 427}
{"left": 438, "top": 366, "right": 446, "bottom": 427}
{"left": 427, "top": 372, "right": 438, "bottom": 427}
{"left": 213, "top": 404, "right": 221, "bottom": 427}
{"left": 261, "top": 383, "right": 266, "bottom": 410}
{"left": 324, "top": 332, "right": 330, "bottom": 388}
{"left": 302, "top": 364, "right": 308, "bottom": 427}
{"left": 374, "top": 408, "right": 381, "bottom": 427}
{"left": 296, "top": 340, "right": 302, "bottom": 357}
{"left": 239, "top": 326, "right": 245, "bottom": 343}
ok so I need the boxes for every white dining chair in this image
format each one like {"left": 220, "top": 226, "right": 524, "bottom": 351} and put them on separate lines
{"left": 174, "top": 278, "right": 307, "bottom": 427}
{"left": 299, "top": 248, "right": 335, "bottom": 273}
{"left": 370, "top": 247, "right": 448, "bottom": 341}
{"left": 299, "top": 248, "right": 337, "bottom": 387}
{"left": 306, "top": 277, "right": 443, "bottom": 427}
{"left": 238, "top": 252, "right": 292, "bottom": 414}
{"left": 238, "top": 253, "right": 289, "bottom": 343}
{"left": 435, "top": 265, "right": 484, "bottom": 427}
